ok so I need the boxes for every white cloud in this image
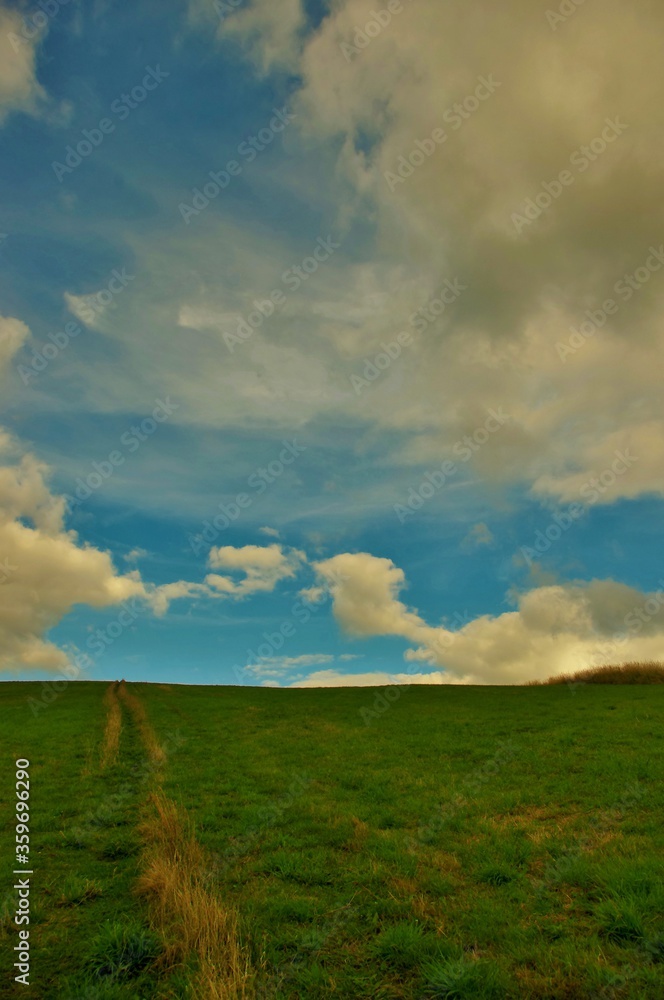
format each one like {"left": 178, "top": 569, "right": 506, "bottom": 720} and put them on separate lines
{"left": 297, "top": 585, "right": 326, "bottom": 604}
{"left": 246, "top": 652, "right": 335, "bottom": 678}
{"left": 0, "top": 436, "right": 230, "bottom": 670}
{"left": 245, "top": 650, "right": 364, "bottom": 679}
{"left": 266, "top": 653, "right": 334, "bottom": 668}
{"left": 148, "top": 580, "right": 212, "bottom": 617}
{"left": 311, "top": 551, "right": 664, "bottom": 685}
{"left": 229, "top": 0, "right": 305, "bottom": 73}
{"left": 290, "top": 669, "right": 449, "bottom": 688}
{"left": 273, "top": 0, "right": 664, "bottom": 505}
{"left": 64, "top": 290, "right": 107, "bottom": 330}
{"left": 258, "top": 526, "right": 280, "bottom": 538}
{"left": 2, "top": 312, "right": 660, "bottom": 690}
{"left": 0, "top": 6, "right": 47, "bottom": 125}
{"left": 24, "top": 0, "right": 664, "bottom": 517}
{"left": 0, "top": 315, "right": 29, "bottom": 371}
{"left": 0, "top": 316, "right": 235, "bottom": 672}
{"left": 123, "top": 547, "right": 148, "bottom": 563}
{"left": 206, "top": 543, "right": 306, "bottom": 599}
{"left": 126, "top": 543, "right": 309, "bottom": 617}
{"left": 0, "top": 436, "right": 151, "bottom": 672}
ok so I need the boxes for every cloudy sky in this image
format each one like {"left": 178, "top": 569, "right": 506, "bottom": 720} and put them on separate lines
{"left": 1, "top": 0, "right": 663, "bottom": 688}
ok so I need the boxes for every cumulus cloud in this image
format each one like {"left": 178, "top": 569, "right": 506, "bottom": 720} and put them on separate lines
{"left": 148, "top": 580, "right": 212, "bottom": 618}
{"left": 273, "top": 0, "right": 664, "bottom": 504}
{"left": 0, "top": 6, "right": 47, "bottom": 125}
{"left": 0, "top": 315, "right": 234, "bottom": 672}
{"left": 0, "top": 431, "right": 234, "bottom": 671}
{"left": 0, "top": 416, "right": 222, "bottom": 671}
{"left": 206, "top": 543, "right": 306, "bottom": 599}
{"left": 28, "top": 0, "right": 663, "bottom": 518}
{"left": 310, "top": 552, "right": 664, "bottom": 684}
{"left": 0, "top": 432, "right": 150, "bottom": 672}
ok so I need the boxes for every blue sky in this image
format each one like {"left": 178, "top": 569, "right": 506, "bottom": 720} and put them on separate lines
{"left": 1, "top": 0, "right": 664, "bottom": 687}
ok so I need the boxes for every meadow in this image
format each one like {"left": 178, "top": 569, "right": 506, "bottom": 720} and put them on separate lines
{"left": 1, "top": 679, "right": 663, "bottom": 998}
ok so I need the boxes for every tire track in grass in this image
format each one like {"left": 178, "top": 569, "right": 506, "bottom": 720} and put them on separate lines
{"left": 117, "top": 680, "right": 166, "bottom": 767}
{"left": 100, "top": 680, "right": 122, "bottom": 769}
{"left": 36, "top": 683, "right": 160, "bottom": 997}
{"left": 117, "top": 681, "right": 255, "bottom": 999}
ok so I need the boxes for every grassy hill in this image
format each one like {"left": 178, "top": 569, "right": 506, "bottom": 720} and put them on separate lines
{"left": 1, "top": 680, "right": 663, "bottom": 998}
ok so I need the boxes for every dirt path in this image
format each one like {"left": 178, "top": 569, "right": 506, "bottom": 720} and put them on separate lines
{"left": 100, "top": 680, "right": 122, "bottom": 768}
{"left": 112, "top": 681, "right": 256, "bottom": 999}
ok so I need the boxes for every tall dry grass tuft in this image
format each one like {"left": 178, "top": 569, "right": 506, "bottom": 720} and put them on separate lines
{"left": 137, "top": 792, "right": 254, "bottom": 999}
{"left": 116, "top": 680, "right": 166, "bottom": 766}
{"left": 535, "top": 661, "right": 664, "bottom": 686}
{"left": 101, "top": 682, "right": 122, "bottom": 768}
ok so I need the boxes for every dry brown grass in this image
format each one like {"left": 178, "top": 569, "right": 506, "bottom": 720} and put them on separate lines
{"left": 116, "top": 680, "right": 166, "bottom": 766}
{"left": 118, "top": 684, "right": 255, "bottom": 997}
{"left": 137, "top": 792, "right": 255, "bottom": 999}
{"left": 100, "top": 682, "right": 122, "bottom": 769}
{"left": 533, "top": 661, "right": 664, "bottom": 686}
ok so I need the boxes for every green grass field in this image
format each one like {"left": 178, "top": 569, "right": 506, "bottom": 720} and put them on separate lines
{"left": 1, "top": 680, "right": 664, "bottom": 998}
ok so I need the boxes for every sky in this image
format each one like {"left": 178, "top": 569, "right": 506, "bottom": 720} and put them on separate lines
{"left": 1, "top": 0, "right": 664, "bottom": 689}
